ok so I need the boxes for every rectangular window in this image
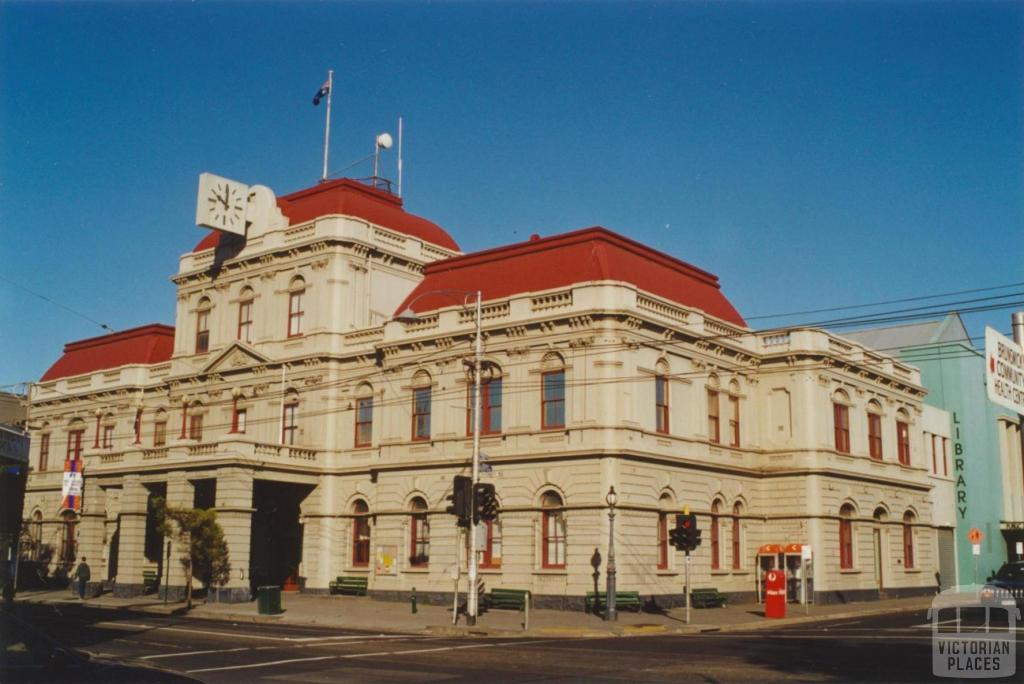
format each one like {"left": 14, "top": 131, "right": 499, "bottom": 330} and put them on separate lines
{"left": 541, "top": 371, "right": 565, "bottom": 429}
{"left": 833, "top": 403, "right": 850, "bottom": 454}
{"left": 188, "top": 414, "right": 203, "bottom": 441}
{"left": 542, "top": 510, "right": 566, "bottom": 568}
{"left": 412, "top": 388, "right": 431, "bottom": 441}
{"left": 67, "top": 429, "right": 84, "bottom": 460}
{"left": 196, "top": 309, "right": 210, "bottom": 353}
{"left": 479, "top": 520, "right": 502, "bottom": 569}
{"left": 237, "top": 300, "right": 253, "bottom": 343}
{"left": 868, "top": 413, "right": 882, "bottom": 460}
{"left": 896, "top": 421, "right": 910, "bottom": 465}
{"left": 355, "top": 397, "right": 373, "bottom": 447}
{"left": 931, "top": 434, "right": 937, "bottom": 474}
{"left": 39, "top": 434, "right": 50, "bottom": 471}
{"left": 282, "top": 404, "right": 298, "bottom": 445}
{"left": 101, "top": 424, "right": 114, "bottom": 449}
{"left": 468, "top": 378, "right": 502, "bottom": 435}
{"left": 657, "top": 513, "right": 669, "bottom": 570}
{"left": 655, "top": 376, "right": 669, "bottom": 435}
{"left": 942, "top": 437, "right": 948, "bottom": 476}
{"left": 153, "top": 420, "right": 167, "bottom": 447}
{"left": 288, "top": 290, "right": 304, "bottom": 337}
{"left": 728, "top": 395, "right": 740, "bottom": 447}
{"left": 234, "top": 407, "right": 247, "bottom": 434}
{"left": 707, "top": 389, "right": 720, "bottom": 444}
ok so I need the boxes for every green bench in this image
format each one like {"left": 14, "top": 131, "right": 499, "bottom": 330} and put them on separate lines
{"left": 329, "top": 576, "right": 369, "bottom": 596}
{"left": 585, "top": 590, "right": 642, "bottom": 613}
{"left": 691, "top": 587, "right": 727, "bottom": 608}
{"left": 142, "top": 569, "right": 158, "bottom": 594}
{"left": 487, "top": 588, "right": 530, "bottom": 611}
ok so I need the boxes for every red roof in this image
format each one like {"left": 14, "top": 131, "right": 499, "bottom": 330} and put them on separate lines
{"left": 192, "top": 178, "right": 459, "bottom": 253}
{"left": 41, "top": 324, "right": 175, "bottom": 382}
{"left": 396, "top": 227, "right": 746, "bottom": 326}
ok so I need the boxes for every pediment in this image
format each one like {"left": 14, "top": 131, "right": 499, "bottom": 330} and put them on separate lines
{"left": 201, "top": 343, "right": 271, "bottom": 374}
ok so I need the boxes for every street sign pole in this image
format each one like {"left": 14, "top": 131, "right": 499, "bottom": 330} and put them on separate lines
{"left": 684, "top": 550, "right": 691, "bottom": 625}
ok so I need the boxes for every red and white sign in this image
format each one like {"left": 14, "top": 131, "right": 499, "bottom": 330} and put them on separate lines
{"left": 986, "top": 327, "right": 1024, "bottom": 414}
{"left": 967, "top": 527, "right": 984, "bottom": 545}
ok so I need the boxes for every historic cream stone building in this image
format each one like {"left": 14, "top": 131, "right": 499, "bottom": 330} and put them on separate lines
{"left": 24, "top": 177, "right": 948, "bottom": 606}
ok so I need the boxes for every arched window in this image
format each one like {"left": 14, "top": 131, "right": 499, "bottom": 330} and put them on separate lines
{"left": 188, "top": 402, "right": 204, "bottom": 441}
{"left": 896, "top": 410, "right": 911, "bottom": 466}
{"left": 867, "top": 401, "right": 883, "bottom": 460}
{"left": 657, "top": 493, "right": 673, "bottom": 570}
{"left": 287, "top": 277, "right": 305, "bottom": 338}
{"left": 409, "top": 497, "right": 429, "bottom": 567}
{"left": 833, "top": 390, "right": 851, "bottom": 454}
{"left": 355, "top": 384, "right": 374, "bottom": 447}
{"left": 710, "top": 499, "right": 722, "bottom": 570}
{"left": 655, "top": 361, "right": 670, "bottom": 435}
{"left": 352, "top": 500, "right": 370, "bottom": 567}
{"left": 38, "top": 423, "right": 51, "bottom": 471}
{"left": 29, "top": 511, "right": 43, "bottom": 560}
{"left": 541, "top": 355, "right": 565, "bottom": 430}
{"left": 839, "top": 504, "right": 855, "bottom": 569}
{"left": 903, "top": 511, "right": 915, "bottom": 569}
{"left": 153, "top": 409, "right": 168, "bottom": 447}
{"left": 282, "top": 390, "right": 299, "bottom": 445}
{"left": 731, "top": 501, "right": 743, "bottom": 570}
{"left": 468, "top": 363, "right": 503, "bottom": 436}
{"left": 237, "top": 286, "right": 255, "bottom": 343}
{"left": 541, "top": 490, "right": 566, "bottom": 569}
{"left": 411, "top": 372, "right": 431, "bottom": 442}
{"left": 196, "top": 296, "right": 212, "bottom": 353}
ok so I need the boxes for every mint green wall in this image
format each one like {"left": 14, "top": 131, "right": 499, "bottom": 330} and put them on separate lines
{"left": 902, "top": 343, "right": 1007, "bottom": 585}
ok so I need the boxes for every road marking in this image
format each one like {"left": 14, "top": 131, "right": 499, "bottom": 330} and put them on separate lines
{"left": 185, "top": 638, "right": 577, "bottom": 674}
{"left": 142, "top": 647, "right": 250, "bottom": 660}
{"left": 95, "top": 622, "right": 415, "bottom": 643}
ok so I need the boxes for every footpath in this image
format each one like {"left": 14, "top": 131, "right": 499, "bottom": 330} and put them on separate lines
{"left": 14, "top": 588, "right": 932, "bottom": 638}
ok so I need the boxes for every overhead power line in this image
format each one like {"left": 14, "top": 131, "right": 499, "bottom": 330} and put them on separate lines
{"left": 0, "top": 274, "right": 114, "bottom": 333}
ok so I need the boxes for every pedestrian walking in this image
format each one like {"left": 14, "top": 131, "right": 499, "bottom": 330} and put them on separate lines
{"left": 74, "top": 556, "right": 91, "bottom": 599}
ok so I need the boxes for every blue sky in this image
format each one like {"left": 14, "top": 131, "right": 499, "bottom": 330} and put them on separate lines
{"left": 1, "top": 1, "right": 1021, "bottom": 387}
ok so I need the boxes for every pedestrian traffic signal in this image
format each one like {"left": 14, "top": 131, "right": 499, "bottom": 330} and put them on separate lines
{"left": 473, "top": 482, "right": 499, "bottom": 523}
{"left": 445, "top": 475, "right": 472, "bottom": 528}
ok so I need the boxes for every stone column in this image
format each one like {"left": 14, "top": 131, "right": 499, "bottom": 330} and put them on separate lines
{"left": 78, "top": 477, "right": 106, "bottom": 594}
{"left": 162, "top": 472, "right": 194, "bottom": 600}
{"left": 112, "top": 475, "right": 149, "bottom": 597}
{"left": 213, "top": 466, "right": 255, "bottom": 602}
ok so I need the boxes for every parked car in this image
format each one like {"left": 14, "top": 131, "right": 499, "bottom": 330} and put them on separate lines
{"left": 981, "top": 561, "right": 1024, "bottom": 608}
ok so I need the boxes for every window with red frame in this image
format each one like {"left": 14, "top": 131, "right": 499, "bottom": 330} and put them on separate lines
{"left": 942, "top": 438, "right": 948, "bottom": 476}
{"left": 412, "top": 387, "right": 431, "bottom": 441}
{"left": 188, "top": 414, "right": 203, "bottom": 441}
{"left": 710, "top": 499, "right": 721, "bottom": 570}
{"left": 67, "top": 429, "right": 84, "bottom": 460}
{"left": 101, "top": 424, "right": 114, "bottom": 449}
{"left": 231, "top": 399, "right": 247, "bottom": 434}
{"left": 867, "top": 411, "right": 882, "bottom": 460}
{"left": 839, "top": 504, "right": 855, "bottom": 569}
{"left": 355, "top": 396, "right": 373, "bottom": 447}
{"left": 351, "top": 500, "right": 370, "bottom": 567}
{"left": 541, "top": 370, "right": 565, "bottom": 429}
{"left": 541, "top": 491, "right": 566, "bottom": 569}
{"left": 282, "top": 401, "right": 298, "bottom": 445}
{"left": 287, "top": 287, "right": 304, "bottom": 337}
{"left": 657, "top": 512, "right": 669, "bottom": 570}
{"left": 409, "top": 498, "right": 429, "bottom": 567}
{"left": 728, "top": 395, "right": 740, "bottom": 447}
{"left": 707, "top": 389, "right": 720, "bottom": 444}
{"left": 195, "top": 301, "right": 210, "bottom": 353}
{"left": 896, "top": 420, "right": 910, "bottom": 465}
{"left": 237, "top": 293, "right": 254, "bottom": 343}
{"left": 833, "top": 402, "right": 850, "bottom": 453}
{"left": 478, "top": 519, "right": 502, "bottom": 568}
{"left": 39, "top": 433, "right": 50, "bottom": 471}
{"left": 731, "top": 502, "right": 743, "bottom": 569}
{"left": 153, "top": 415, "right": 167, "bottom": 447}
{"left": 655, "top": 375, "right": 669, "bottom": 435}
{"left": 903, "top": 511, "right": 915, "bottom": 569}
{"left": 468, "top": 377, "right": 502, "bottom": 435}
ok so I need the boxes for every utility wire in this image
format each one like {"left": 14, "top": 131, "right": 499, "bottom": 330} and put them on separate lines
{"left": 0, "top": 274, "right": 114, "bottom": 333}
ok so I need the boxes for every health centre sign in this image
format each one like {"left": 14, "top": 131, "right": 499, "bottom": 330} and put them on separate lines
{"left": 986, "top": 327, "right": 1024, "bottom": 415}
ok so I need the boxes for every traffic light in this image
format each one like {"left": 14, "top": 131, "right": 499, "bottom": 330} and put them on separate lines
{"left": 473, "top": 482, "right": 499, "bottom": 523}
{"left": 674, "top": 513, "right": 702, "bottom": 552}
{"left": 669, "top": 524, "right": 686, "bottom": 550}
{"left": 445, "top": 475, "right": 472, "bottom": 527}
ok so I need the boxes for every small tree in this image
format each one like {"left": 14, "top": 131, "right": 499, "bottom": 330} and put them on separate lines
{"left": 153, "top": 498, "right": 231, "bottom": 609}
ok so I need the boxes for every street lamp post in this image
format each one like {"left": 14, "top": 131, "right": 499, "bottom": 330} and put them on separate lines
{"left": 396, "top": 289, "right": 483, "bottom": 626}
{"left": 605, "top": 486, "right": 618, "bottom": 622}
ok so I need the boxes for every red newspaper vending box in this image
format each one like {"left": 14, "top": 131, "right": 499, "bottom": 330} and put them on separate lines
{"left": 764, "top": 569, "right": 787, "bottom": 619}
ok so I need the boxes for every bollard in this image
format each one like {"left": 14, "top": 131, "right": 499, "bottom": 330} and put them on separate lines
{"left": 411, "top": 587, "right": 418, "bottom": 614}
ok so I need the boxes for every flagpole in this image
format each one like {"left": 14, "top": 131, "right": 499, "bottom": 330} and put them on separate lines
{"left": 397, "top": 116, "right": 403, "bottom": 197}
{"left": 322, "top": 69, "right": 333, "bottom": 182}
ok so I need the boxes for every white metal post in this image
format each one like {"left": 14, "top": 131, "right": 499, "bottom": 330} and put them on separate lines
{"left": 467, "top": 291, "right": 483, "bottom": 625}
{"left": 685, "top": 551, "right": 691, "bottom": 624}
{"left": 397, "top": 117, "right": 403, "bottom": 197}
{"left": 321, "top": 70, "right": 333, "bottom": 182}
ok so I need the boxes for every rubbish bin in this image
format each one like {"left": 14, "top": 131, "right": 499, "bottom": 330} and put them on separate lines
{"left": 257, "top": 585, "right": 282, "bottom": 615}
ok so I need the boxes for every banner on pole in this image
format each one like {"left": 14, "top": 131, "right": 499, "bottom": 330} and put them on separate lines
{"left": 60, "top": 458, "right": 83, "bottom": 512}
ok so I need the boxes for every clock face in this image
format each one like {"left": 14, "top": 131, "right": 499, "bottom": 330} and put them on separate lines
{"left": 196, "top": 172, "right": 249, "bottom": 236}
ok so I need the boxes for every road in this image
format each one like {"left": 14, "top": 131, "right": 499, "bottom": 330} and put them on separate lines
{"left": 4, "top": 602, "right": 1022, "bottom": 683}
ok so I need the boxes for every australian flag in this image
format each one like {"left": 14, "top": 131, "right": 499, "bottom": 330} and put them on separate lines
{"left": 313, "top": 78, "right": 331, "bottom": 106}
